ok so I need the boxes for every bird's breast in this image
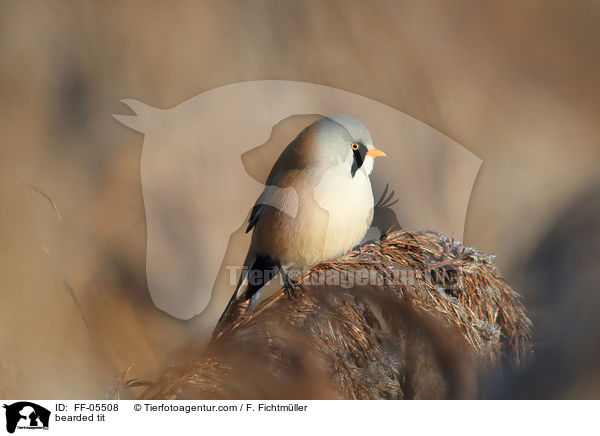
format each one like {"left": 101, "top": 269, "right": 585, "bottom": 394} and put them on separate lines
{"left": 252, "top": 168, "right": 374, "bottom": 269}
{"left": 313, "top": 169, "right": 374, "bottom": 262}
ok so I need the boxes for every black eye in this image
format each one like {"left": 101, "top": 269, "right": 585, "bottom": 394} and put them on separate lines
{"left": 351, "top": 142, "right": 359, "bottom": 150}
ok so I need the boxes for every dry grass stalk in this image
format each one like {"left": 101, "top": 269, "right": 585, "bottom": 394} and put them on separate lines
{"left": 138, "top": 230, "right": 533, "bottom": 400}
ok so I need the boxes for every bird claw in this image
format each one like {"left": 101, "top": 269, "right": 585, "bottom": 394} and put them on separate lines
{"left": 283, "top": 275, "right": 304, "bottom": 299}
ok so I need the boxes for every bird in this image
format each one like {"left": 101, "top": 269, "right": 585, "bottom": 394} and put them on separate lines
{"left": 215, "top": 114, "right": 387, "bottom": 332}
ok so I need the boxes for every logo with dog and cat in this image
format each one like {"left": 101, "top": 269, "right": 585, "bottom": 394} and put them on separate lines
{"left": 2, "top": 402, "right": 50, "bottom": 434}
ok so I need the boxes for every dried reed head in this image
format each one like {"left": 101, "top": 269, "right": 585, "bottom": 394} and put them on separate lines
{"left": 134, "top": 230, "right": 532, "bottom": 400}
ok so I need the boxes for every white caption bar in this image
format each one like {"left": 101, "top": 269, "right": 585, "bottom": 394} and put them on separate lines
{"left": 0, "top": 400, "right": 596, "bottom": 435}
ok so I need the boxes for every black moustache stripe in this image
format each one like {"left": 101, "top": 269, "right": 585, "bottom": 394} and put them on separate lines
{"left": 351, "top": 143, "right": 367, "bottom": 177}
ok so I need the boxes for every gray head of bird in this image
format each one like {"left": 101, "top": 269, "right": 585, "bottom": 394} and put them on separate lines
{"left": 307, "top": 114, "right": 386, "bottom": 177}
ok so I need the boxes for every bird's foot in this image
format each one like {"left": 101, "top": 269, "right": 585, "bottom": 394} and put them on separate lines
{"left": 277, "top": 263, "right": 305, "bottom": 299}
{"left": 282, "top": 273, "right": 304, "bottom": 299}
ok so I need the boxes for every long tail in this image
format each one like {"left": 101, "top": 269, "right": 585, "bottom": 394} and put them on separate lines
{"left": 212, "top": 253, "right": 279, "bottom": 337}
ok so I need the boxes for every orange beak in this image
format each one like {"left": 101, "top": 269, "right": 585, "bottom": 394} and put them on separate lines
{"left": 367, "top": 147, "right": 387, "bottom": 157}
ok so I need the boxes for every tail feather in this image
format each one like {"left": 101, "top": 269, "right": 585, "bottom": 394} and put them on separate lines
{"left": 241, "top": 255, "right": 279, "bottom": 304}
{"left": 213, "top": 253, "right": 280, "bottom": 337}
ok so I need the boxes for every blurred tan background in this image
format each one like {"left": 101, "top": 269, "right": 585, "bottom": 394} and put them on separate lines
{"left": 0, "top": 1, "right": 599, "bottom": 398}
